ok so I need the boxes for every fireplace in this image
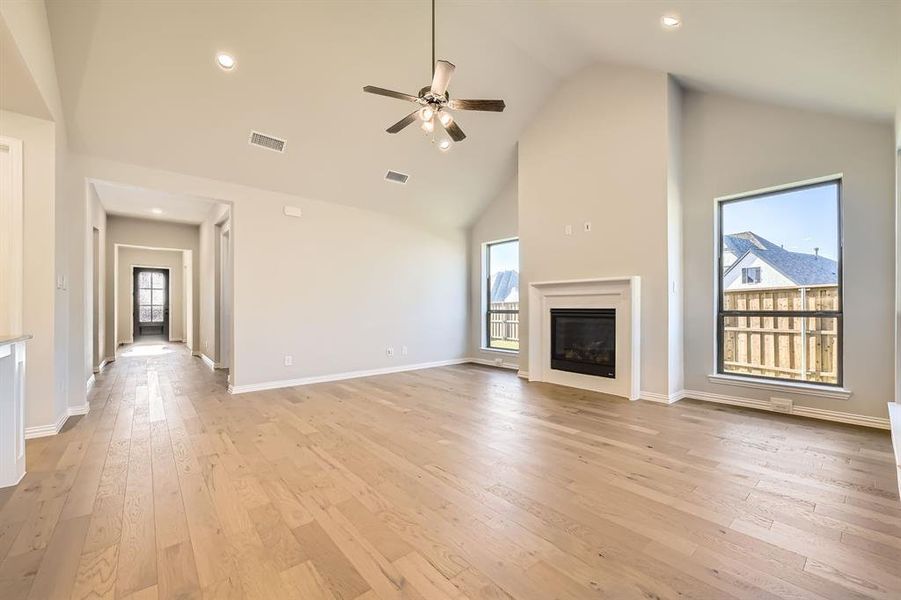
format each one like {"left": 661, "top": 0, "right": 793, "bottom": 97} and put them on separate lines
{"left": 550, "top": 308, "right": 616, "bottom": 378}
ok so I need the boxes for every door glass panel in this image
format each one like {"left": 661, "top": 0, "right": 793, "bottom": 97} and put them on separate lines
{"left": 136, "top": 270, "right": 167, "bottom": 326}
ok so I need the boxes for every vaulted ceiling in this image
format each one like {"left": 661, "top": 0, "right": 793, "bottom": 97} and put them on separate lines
{"left": 46, "top": 1, "right": 899, "bottom": 228}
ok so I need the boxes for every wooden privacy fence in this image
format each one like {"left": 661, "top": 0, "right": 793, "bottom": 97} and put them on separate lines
{"left": 722, "top": 286, "right": 838, "bottom": 384}
{"left": 489, "top": 302, "right": 519, "bottom": 345}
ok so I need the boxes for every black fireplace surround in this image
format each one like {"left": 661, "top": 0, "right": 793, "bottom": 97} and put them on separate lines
{"left": 550, "top": 308, "right": 616, "bottom": 378}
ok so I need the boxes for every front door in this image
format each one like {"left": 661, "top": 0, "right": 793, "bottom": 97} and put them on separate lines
{"left": 133, "top": 267, "right": 169, "bottom": 340}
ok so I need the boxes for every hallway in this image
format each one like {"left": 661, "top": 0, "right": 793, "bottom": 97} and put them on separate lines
{"left": 0, "top": 346, "right": 899, "bottom": 599}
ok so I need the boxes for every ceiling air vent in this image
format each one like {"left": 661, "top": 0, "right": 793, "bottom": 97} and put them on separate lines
{"left": 248, "top": 130, "right": 286, "bottom": 153}
{"left": 385, "top": 170, "right": 409, "bottom": 184}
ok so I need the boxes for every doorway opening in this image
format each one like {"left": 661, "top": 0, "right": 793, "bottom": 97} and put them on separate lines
{"left": 216, "top": 219, "right": 232, "bottom": 377}
{"left": 92, "top": 227, "right": 101, "bottom": 369}
{"left": 133, "top": 267, "right": 169, "bottom": 341}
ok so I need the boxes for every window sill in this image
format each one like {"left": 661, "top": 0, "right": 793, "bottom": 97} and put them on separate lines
{"left": 707, "top": 373, "right": 851, "bottom": 400}
{"left": 480, "top": 347, "right": 519, "bottom": 355}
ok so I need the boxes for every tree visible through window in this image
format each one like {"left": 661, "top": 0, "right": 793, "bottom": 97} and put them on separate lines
{"left": 718, "top": 179, "right": 841, "bottom": 385}
{"left": 485, "top": 239, "right": 519, "bottom": 351}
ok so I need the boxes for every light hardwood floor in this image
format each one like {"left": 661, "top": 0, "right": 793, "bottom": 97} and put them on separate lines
{"left": 0, "top": 343, "right": 898, "bottom": 599}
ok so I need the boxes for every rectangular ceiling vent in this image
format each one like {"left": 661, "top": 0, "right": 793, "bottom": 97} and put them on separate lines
{"left": 385, "top": 170, "right": 410, "bottom": 184}
{"left": 248, "top": 130, "right": 286, "bottom": 153}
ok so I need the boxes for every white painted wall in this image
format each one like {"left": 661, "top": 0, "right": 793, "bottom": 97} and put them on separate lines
{"left": 198, "top": 203, "right": 230, "bottom": 362}
{"left": 1, "top": 1, "right": 85, "bottom": 426}
{"left": 104, "top": 215, "right": 199, "bottom": 354}
{"left": 115, "top": 247, "right": 185, "bottom": 344}
{"left": 0, "top": 110, "right": 58, "bottom": 430}
{"left": 665, "top": 77, "right": 684, "bottom": 396}
{"left": 72, "top": 155, "right": 468, "bottom": 389}
{"left": 86, "top": 183, "right": 106, "bottom": 372}
{"left": 518, "top": 62, "right": 680, "bottom": 397}
{"left": 682, "top": 90, "right": 895, "bottom": 419}
{"left": 468, "top": 178, "right": 519, "bottom": 368}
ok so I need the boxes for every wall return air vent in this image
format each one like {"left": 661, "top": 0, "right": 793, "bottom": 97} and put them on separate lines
{"left": 248, "top": 130, "right": 286, "bottom": 153}
{"left": 385, "top": 170, "right": 409, "bottom": 184}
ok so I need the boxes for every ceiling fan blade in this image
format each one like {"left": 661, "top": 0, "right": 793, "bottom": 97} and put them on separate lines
{"left": 386, "top": 110, "right": 419, "bottom": 134}
{"left": 448, "top": 99, "right": 506, "bottom": 112}
{"left": 363, "top": 86, "right": 419, "bottom": 103}
{"left": 444, "top": 120, "right": 466, "bottom": 142}
{"left": 430, "top": 60, "right": 455, "bottom": 96}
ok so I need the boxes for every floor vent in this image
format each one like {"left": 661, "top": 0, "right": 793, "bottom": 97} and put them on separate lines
{"left": 248, "top": 130, "right": 286, "bottom": 153}
{"left": 385, "top": 170, "right": 410, "bottom": 184}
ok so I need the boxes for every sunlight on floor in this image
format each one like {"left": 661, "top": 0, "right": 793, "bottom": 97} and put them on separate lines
{"left": 119, "top": 344, "right": 173, "bottom": 357}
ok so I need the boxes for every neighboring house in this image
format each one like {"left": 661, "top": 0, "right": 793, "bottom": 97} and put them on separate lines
{"left": 723, "top": 232, "right": 838, "bottom": 291}
{"left": 490, "top": 270, "right": 519, "bottom": 303}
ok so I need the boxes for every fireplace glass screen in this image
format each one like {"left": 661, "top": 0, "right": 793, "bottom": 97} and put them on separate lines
{"left": 550, "top": 308, "right": 615, "bottom": 378}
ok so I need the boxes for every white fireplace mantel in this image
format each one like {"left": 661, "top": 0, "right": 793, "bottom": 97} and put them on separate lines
{"left": 527, "top": 277, "right": 640, "bottom": 400}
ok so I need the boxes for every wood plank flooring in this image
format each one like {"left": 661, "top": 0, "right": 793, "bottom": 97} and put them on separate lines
{"left": 0, "top": 342, "right": 898, "bottom": 599}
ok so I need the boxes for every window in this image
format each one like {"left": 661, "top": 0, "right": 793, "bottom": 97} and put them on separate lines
{"left": 717, "top": 179, "right": 841, "bottom": 386}
{"left": 741, "top": 267, "right": 761, "bottom": 284}
{"left": 485, "top": 239, "right": 519, "bottom": 351}
{"left": 137, "top": 270, "right": 167, "bottom": 323}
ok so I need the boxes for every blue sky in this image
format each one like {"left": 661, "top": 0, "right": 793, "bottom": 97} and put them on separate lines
{"left": 489, "top": 239, "right": 519, "bottom": 275}
{"left": 722, "top": 183, "right": 839, "bottom": 260}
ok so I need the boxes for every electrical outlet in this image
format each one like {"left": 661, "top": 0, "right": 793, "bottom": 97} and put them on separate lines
{"left": 564, "top": 224, "right": 573, "bottom": 235}
{"left": 284, "top": 355, "right": 293, "bottom": 367}
{"left": 583, "top": 221, "right": 592, "bottom": 232}
{"left": 401, "top": 345, "right": 408, "bottom": 356}
{"left": 386, "top": 346, "right": 395, "bottom": 358}
{"left": 770, "top": 397, "right": 793, "bottom": 413}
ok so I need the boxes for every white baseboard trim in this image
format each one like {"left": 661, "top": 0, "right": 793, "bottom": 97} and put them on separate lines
{"left": 24, "top": 403, "right": 91, "bottom": 439}
{"left": 191, "top": 351, "right": 201, "bottom": 357}
{"left": 683, "top": 389, "right": 890, "bottom": 429}
{"left": 25, "top": 410, "right": 69, "bottom": 439}
{"left": 92, "top": 358, "right": 110, "bottom": 375}
{"left": 467, "top": 357, "right": 519, "bottom": 370}
{"left": 68, "top": 403, "right": 90, "bottom": 416}
{"left": 228, "top": 358, "right": 470, "bottom": 395}
{"left": 86, "top": 374, "right": 96, "bottom": 393}
{"left": 199, "top": 353, "right": 219, "bottom": 371}
{"left": 640, "top": 390, "right": 686, "bottom": 404}
{"left": 517, "top": 370, "right": 529, "bottom": 379}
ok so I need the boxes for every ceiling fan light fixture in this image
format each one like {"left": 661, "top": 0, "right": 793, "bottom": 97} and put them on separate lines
{"left": 421, "top": 118, "right": 435, "bottom": 133}
{"left": 419, "top": 106, "right": 435, "bottom": 121}
{"left": 438, "top": 138, "right": 452, "bottom": 152}
{"left": 438, "top": 111, "right": 453, "bottom": 127}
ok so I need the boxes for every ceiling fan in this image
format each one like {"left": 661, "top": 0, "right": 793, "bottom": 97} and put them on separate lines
{"left": 363, "top": 0, "right": 505, "bottom": 152}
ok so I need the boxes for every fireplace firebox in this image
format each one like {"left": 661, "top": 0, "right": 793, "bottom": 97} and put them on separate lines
{"left": 550, "top": 308, "right": 615, "bottom": 378}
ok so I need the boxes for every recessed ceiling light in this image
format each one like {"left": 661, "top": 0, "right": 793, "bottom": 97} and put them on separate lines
{"left": 151, "top": 208, "right": 163, "bottom": 215}
{"left": 661, "top": 15, "right": 681, "bottom": 29}
{"left": 216, "top": 52, "right": 236, "bottom": 70}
